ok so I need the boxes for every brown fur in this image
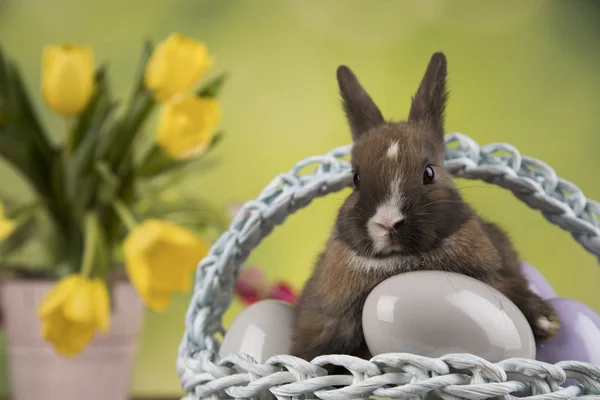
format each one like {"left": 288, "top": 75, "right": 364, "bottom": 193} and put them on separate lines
{"left": 290, "top": 52, "right": 559, "bottom": 363}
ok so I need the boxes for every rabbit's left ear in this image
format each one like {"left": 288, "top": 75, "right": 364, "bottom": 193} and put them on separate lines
{"left": 337, "top": 65, "right": 385, "bottom": 142}
{"left": 408, "top": 52, "right": 448, "bottom": 137}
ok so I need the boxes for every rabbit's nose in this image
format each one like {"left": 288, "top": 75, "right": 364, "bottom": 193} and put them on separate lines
{"left": 375, "top": 218, "right": 404, "bottom": 234}
{"left": 392, "top": 219, "right": 405, "bottom": 231}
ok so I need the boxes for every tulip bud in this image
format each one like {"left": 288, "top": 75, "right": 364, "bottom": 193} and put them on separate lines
{"left": 41, "top": 44, "right": 95, "bottom": 117}
{"left": 37, "top": 275, "right": 110, "bottom": 357}
{"left": 144, "top": 33, "right": 214, "bottom": 101}
{"left": 123, "top": 219, "right": 209, "bottom": 312}
{"left": 156, "top": 94, "right": 220, "bottom": 159}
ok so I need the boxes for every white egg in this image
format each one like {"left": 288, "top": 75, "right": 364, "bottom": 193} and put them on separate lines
{"left": 219, "top": 299, "right": 295, "bottom": 362}
{"left": 362, "top": 271, "right": 536, "bottom": 362}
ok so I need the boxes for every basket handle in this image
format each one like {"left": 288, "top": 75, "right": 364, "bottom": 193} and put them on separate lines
{"left": 177, "top": 132, "right": 600, "bottom": 362}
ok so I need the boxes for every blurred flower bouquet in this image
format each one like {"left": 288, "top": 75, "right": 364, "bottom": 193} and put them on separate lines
{"left": 0, "top": 33, "right": 228, "bottom": 357}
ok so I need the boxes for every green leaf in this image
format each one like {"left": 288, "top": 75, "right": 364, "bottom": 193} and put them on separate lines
{"left": 131, "top": 40, "right": 154, "bottom": 95}
{"left": 0, "top": 123, "right": 54, "bottom": 198}
{"left": 136, "top": 131, "right": 224, "bottom": 178}
{"left": 47, "top": 153, "right": 71, "bottom": 236}
{"left": 100, "top": 89, "right": 155, "bottom": 167}
{"left": 103, "top": 158, "right": 135, "bottom": 255}
{"left": 68, "top": 101, "right": 119, "bottom": 212}
{"left": 92, "top": 212, "right": 109, "bottom": 281}
{"left": 0, "top": 47, "right": 17, "bottom": 115}
{"left": 0, "top": 204, "right": 39, "bottom": 258}
{"left": 0, "top": 47, "right": 58, "bottom": 212}
{"left": 94, "top": 161, "right": 121, "bottom": 203}
{"left": 80, "top": 211, "right": 109, "bottom": 280}
{"left": 0, "top": 47, "right": 53, "bottom": 173}
{"left": 0, "top": 262, "right": 54, "bottom": 277}
{"left": 135, "top": 192, "right": 228, "bottom": 233}
{"left": 209, "top": 130, "right": 224, "bottom": 149}
{"left": 135, "top": 144, "right": 173, "bottom": 177}
{"left": 70, "top": 65, "right": 111, "bottom": 150}
{"left": 0, "top": 123, "right": 68, "bottom": 241}
{"left": 196, "top": 72, "right": 228, "bottom": 98}
{"left": 97, "top": 40, "right": 154, "bottom": 170}
{"left": 7, "top": 61, "right": 54, "bottom": 159}
{"left": 0, "top": 125, "right": 38, "bottom": 179}
{"left": 0, "top": 46, "right": 10, "bottom": 107}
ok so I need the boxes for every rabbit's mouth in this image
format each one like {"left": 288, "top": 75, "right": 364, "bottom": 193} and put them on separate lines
{"left": 367, "top": 220, "right": 405, "bottom": 256}
{"left": 374, "top": 243, "right": 404, "bottom": 257}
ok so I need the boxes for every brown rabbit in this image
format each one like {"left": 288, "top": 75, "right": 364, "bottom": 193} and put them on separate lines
{"left": 290, "top": 52, "right": 560, "bottom": 362}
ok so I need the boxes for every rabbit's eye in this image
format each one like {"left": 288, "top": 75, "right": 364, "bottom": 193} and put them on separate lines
{"left": 353, "top": 172, "right": 360, "bottom": 189}
{"left": 423, "top": 165, "right": 435, "bottom": 185}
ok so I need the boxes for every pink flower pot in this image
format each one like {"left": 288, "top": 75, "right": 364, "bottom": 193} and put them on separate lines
{"left": 0, "top": 279, "right": 144, "bottom": 400}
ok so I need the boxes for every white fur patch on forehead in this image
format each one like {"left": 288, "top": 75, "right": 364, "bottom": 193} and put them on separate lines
{"left": 386, "top": 141, "right": 399, "bottom": 159}
{"left": 366, "top": 179, "right": 404, "bottom": 253}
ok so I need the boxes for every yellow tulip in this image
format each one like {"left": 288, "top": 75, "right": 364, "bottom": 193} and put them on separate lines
{"left": 0, "top": 201, "right": 16, "bottom": 241}
{"left": 123, "top": 219, "right": 209, "bottom": 312}
{"left": 156, "top": 94, "right": 220, "bottom": 159}
{"left": 42, "top": 44, "right": 95, "bottom": 117}
{"left": 37, "top": 275, "right": 110, "bottom": 357}
{"left": 144, "top": 33, "right": 214, "bottom": 101}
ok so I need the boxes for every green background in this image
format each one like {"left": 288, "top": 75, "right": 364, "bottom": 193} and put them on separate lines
{"left": 1, "top": 0, "right": 599, "bottom": 397}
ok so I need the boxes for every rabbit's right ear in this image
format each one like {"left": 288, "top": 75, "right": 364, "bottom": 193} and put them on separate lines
{"left": 408, "top": 52, "right": 448, "bottom": 136}
{"left": 337, "top": 66, "right": 384, "bottom": 142}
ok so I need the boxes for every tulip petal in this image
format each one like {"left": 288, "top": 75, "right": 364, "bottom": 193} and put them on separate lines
{"left": 63, "top": 280, "right": 95, "bottom": 323}
{"left": 56, "top": 322, "right": 96, "bottom": 357}
{"left": 165, "top": 35, "right": 209, "bottom": 97}
{"left": 156, "top": 95, "right": 220, "bottom": 159}
{"left": 144, "top": 41, "right": 168, "bottom": 98}
{"left": 41, "top": 318, "right": 54, "bottom": 341}
{"left": 37, "top": 275, "right": 82, "bottom": 317}
{"left": 141, "top": 288, "right": 172, "bottom": 312}
{"left": 92, "top": 279, "right": 110, "bottom": 333}
{"left": 0, "top": 200, "right": 16, "bottom": 240}
{"left": 0, "top": 218, "right": 16, "bottom": 241}
{"left": 144, "top": 222, "right": 207, "bottom": 292}
{"left": 38, "top": 275, "right": 110, "bottom": 357}
{"left": 124, "top": 221, "right": 164, "bottom": 295}
{"left": 126, "top": 252, "right": 152, "bottom": 297}
{"left": 42, "top": 44, "right": 95, "bottom": 116}
{"left": 123, "top": 219, "right": 209, "bottom": 311}
{"left": 41, "top": 311, "right": 69, "bottom": 346}
{"left": 143, "top": 33, "right": 213, "bottom": 101}
{"left": 38, "top": 275, "right": 109, "bottom": 357}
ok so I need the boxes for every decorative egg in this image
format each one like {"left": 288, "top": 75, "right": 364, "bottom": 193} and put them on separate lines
{"left": 520, "top": 261, "right": 556, "bottom": 300}
{"left": 362, "top": 271, "right": 536, "bottom": 362}
{"left": 219, "top": 299, "right": 295, "bottom": 362}
{"left": 536, "top": 297, "right": 600, "bottom": 365}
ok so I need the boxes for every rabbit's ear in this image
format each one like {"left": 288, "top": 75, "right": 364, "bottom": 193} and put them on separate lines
{"left": 408, "top": 52, "right": 448, "bottom": 136}
{"left": 337, "top": 66, "right": 384, "bottom": 141}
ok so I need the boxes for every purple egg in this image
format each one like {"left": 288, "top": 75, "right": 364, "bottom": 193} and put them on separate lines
{"left": 520, "top": 261, "right": 556, "bottom": 300}
{"left": 536, "top": 298, "right": 600, "bottom": 366}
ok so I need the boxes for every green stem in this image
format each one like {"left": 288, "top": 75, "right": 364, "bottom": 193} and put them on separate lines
{"left": 61, "top": 118, "right": 74, "bottom": 204}
{"left": 112, "top": 199, "right": 138, "bottom": 231}
{"left": 80, "top": 212, "right": 98, "bottom": 278}
{"left": 63, "top": 117, "right": 75, "bottom": 154}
